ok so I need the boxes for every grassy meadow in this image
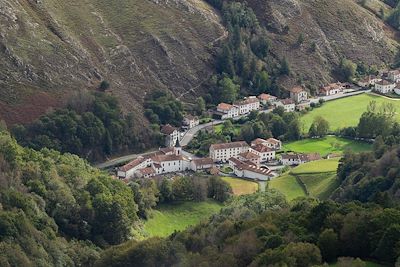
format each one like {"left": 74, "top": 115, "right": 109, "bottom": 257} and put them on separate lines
{"left": 283, "top": 136, "right": 372, "bottom": 157}
{"left": 144, "top": 200, "right": 222, "bottom": 237}
{"left": 221, "top": 176, "right": 259, "bottom": 195}
{"left": 301, "top": 93, "right": 400, "bottom": 132}
{"left": 269, "top": 158, "right": 341, "bottom": 201}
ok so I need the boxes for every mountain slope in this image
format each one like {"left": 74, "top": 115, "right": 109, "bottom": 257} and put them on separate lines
{"left": 245, "top": 0, "right": 398, "bottom": 89}
{"left": 0, "top": 0, "right": 224, "bottom": 125}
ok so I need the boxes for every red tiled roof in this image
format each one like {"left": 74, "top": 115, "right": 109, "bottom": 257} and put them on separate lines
{"left": 267, "top": 138, "right": 281, "bottom": 145}
{"left": 234, "top": 97, "right": 259, "bottom": 106}
{"left": 251, "top": 144, "right": 274, "bottom": 153}
{"left": 281, "top": 98, "right": 295, "bottom": 105}
{"left": 161, "top": 124, "right": 177, "bottom": 135}
{"left": 238, "top": 151, "right": 260, "bottom": 160}
{"left": 289, "top": 86, "right": 305, "bottom": 93}
{"left": 159, "top": 147, "right": 175, "bottom": 155}
{"left": 192, "top": 158, "right": 214, "bottom": 166}
{"left": 376, "top": 79, "right": 394, "bottom": 86}
{"left": 217, "top": 103, "right": 234, "bottom": 111}
{"left": 139, "top": 167, "right": 156, "bottom": 175}
{"left": 119, "top": 157, "right": 146, "bottom": 172}
{"left": 210, "top": 141, "right": 249, "bottom": 150}
{"left": 229, "top": 157, "right": 271, "bottom": 175}
{"left": 152, "top": 154, "right": 185, "bottom": 162}
{"left": 258, "top": 93, "right": 276, "bottom": 101}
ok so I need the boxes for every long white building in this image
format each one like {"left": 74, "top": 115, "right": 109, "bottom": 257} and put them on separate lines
{"left": 209, "top": 141, "right": 250, "bottom": 162}
{"left": 233, "top": 96, "right": 260, "bottom": 115}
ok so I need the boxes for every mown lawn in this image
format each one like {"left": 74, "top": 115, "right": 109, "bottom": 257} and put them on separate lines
{"left": 283, "top": 136, "right": 372, "bottom": 157}
{"left": 269, "top": 158, "right": 341, "bottom": 201}
{"left": 144, "top": 200, "right": 222, "bottom": 237}
{"left": 301, "top": 93, "right": 400, "bottom": 131}
{"left": 268, "top": 174, "right": 306, "bottom": 201}
{"left": 291, "top": 158, "right": 340, "bottom": 174}
{"left": 221, "top": 177, "right": 259, "bottom": 195}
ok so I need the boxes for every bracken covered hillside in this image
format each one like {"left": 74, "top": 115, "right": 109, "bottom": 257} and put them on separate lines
{"left": 245, "top": 0, "right": 399, "bottom": 89}
{"left": 0, "top": 0, "right": 224, "bottom": 125}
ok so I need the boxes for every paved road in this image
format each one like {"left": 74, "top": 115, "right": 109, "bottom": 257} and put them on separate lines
{"left": 95, "top": 89, "right": 369, "bottom": 169}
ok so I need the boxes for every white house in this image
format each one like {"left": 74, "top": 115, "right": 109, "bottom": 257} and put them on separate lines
{"left": 117, "top": 157, "right": 151, "bottom": 179}
{"left": 161, "top": 124, "right": 180, "bottom": 147}
{"left": 190, "top": 158, "right": 214, "bottom": 172}
{"left": 319, "top": 83, "right": 343, "bottom": 96}
{"left": 183, "top": 115, "right": 199, "bottom": 129}
{"left": 276, "top": 99, "right": 295, "bottom": 112}
{"left": 388, "top": 70, "right": 400, "bottom": 82}
{"left": 216, "top": 103, "right": 239, "bottom": 119}
{"left": 152, "top": 154, "right": 191, "bottom": 174}
{"left": 250, "top": 144, "right": 276, "bottom": 162}
{"left": 280, "top": 153, "right": 321, "bottom": 166}
{"left": 258, "top": 93, "right": 277, "bottom": 105}
{"left": 251, "top": 138, "right": 282, "bottom": 150}
{"left": 229, "top": 157, "right": 273, "bottom": 181}
{"left": 289, "top": 86, "right": 308, "bottom": 103}
{"left": 209, "top": 141, "right": 250, "bottom": 162}
{"left": 357, "top": 76, "right": 381, "bottom": 88}
{"left": 375, "top": 80, "right": 396, "bottom": 94}
{"left": 296, "top": 101, "right": 311, "bottom": 111}
{"left": 237, "top": 151, "right": 261, "bottom": 167}
{"left": 234, "top": 96, "right": 260, "bottom": 115}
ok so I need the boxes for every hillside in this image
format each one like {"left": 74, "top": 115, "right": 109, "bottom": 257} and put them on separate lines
{"left": 245, "top": 0, "right": 398, "bottom": 90}
{"left": 0, "top": 0, "right": 224, "bottom": 125}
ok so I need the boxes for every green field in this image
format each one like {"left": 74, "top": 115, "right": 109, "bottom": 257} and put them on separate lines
{"left": 144, "top": 201, "right": 222, "bottom": 237}
{"left": 221, "top": 176, "right": 259, "bottom": 195}
{"left": 269, "top": 158, "right": 341, "bottom": 200}
{"left": 283, "top": 136, "right": 372, "bottom": 157}
{"left": 269, "top": 174, "right": 306, "bottom": 201}
{"left": 291, "top": 158, "right": 340, "bottom": 174}
{"left": 301, "top": 93, "right": 400, "bottom": 131}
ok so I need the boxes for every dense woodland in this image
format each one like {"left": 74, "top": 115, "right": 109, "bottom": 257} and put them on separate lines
{"left": 10, "top": 91, "right": 162, "bottom": 161}
{"left": 0, "top": 131, "right": 231, "bottom": 266}
{"left": 95, "top": 191, "right": 400, "bottom": 266}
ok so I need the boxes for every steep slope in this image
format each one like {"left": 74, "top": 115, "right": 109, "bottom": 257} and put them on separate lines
{"left": 0, "top": 0, "right": 224, "bottom": 125}
{"left": 245, "top": 0, "right": 398, "bottom": 89}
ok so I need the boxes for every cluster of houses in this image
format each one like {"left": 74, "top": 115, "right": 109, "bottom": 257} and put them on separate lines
{"left": 118, "top": 133, "right": 324, "bottom": 181}
{"left": 117, "top": 140, "right": 215, "bottom": 179}
{"left": 357, "top": 69, "right": 400, "bottom": 95}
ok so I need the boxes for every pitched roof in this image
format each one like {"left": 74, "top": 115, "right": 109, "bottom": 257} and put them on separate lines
{"left": 281, "top": 98, "right": 295, "bottom": 105}
{"left": 161, "top": 124, "right": 177, "bottom": 135}
{"left": 184, "top": 114, "right": 198, "bottom": 121}
{"left": 119, "top": 157, "right": 147, "bottom": 172}
{"left": 320, "top": 83, "right": 342, "bottom": 92}
{"left": 234, "top": 97, "right": 259, "bottom": 106}
{"left": 217, "top": 103, "right": 234, "bottom": 111}
{"left": 229, "top": 157, "right": 271, "bottom": 176}
{"left": 152, "top": 154, "right": 185, "bottom": 162}
{"left": 210, "top": 141, "right": 249, "bottom": 150}
{"left": 289, "top": 86, "right": 305, "bottom": 93}
{"left": 192, "top": 158, "right": 214, "bottom": 166}
{"left": 258, "top": 93, "right": 277, "bottom": 101}
{"left": 266, "top": 138, "right": 281, "bottom": 145}
{"left": 238, "top": 151, "right": 260, "bottom": 160}
{"left": 281, "top": 153, "right": 300, "bottom": 160}
{"left": 251, "top": 144, "right": 274, "bottom": 153}
{"left": 139, "top": 167, "right": 156, "bottom": 175}
{"left": 251, "top": 138, "right": 268, "bottom": 146}
{"left": 376, "top": 79, "right": 394, "bottom": 86}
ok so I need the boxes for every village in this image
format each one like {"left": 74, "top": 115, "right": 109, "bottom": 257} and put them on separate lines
{"left": 116, "top": 67, "right": 400, "bottom": 182}
{"left": 116, "top": 80, "right": 357, "bottom": 182}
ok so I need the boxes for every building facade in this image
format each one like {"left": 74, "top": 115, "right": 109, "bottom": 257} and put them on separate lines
{"left": 234, "top": 96, "right": 260, "bottom": 115}
{"left": 161, "top": 124, "right": 180, "bottom": 147}
{"left": 375, "top": 80, "right": 396, "bottom": 94}
{"left": 289, "top": 86, "right": 308, "bottom": 103}
{"left": 217, "top": 103, "right": 239, "bottom": 119}
{"left": 209, "top": 141, "right": 250, "bottom": 162}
